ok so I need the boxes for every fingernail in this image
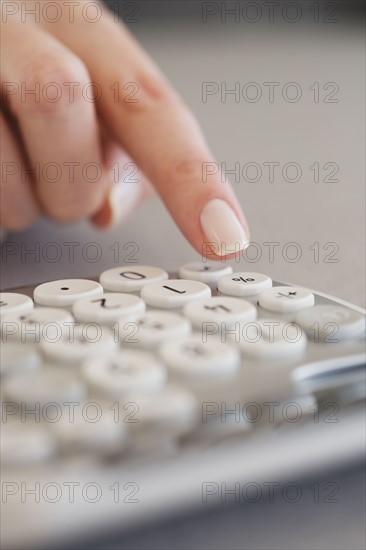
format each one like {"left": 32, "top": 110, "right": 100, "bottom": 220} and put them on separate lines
{"left": 93, "top": 179, "right": 142, "bottom": 229}
{"left": 109, "top": 179, "right": 142, "bottom": 227}
{"left": 200, "top": 199, "right": 249, "bottom": 256}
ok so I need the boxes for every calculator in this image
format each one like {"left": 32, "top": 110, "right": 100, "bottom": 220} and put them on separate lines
{"left": 1, "top": 263, "right": 365, "bottom": 549}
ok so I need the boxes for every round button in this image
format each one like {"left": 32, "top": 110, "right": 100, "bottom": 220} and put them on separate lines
{"left": 127, "top": 385, "right": 197, "bottom": 436}
{"left": 0, "top": 293, "right": 34, "bottom": 316}
{"left": 1, "top": 422, "right": 55, "bottom": 466}
{"left": 258, "top": 286, "right": 315, "bottom": 313}
{"left": 218, "top": 272, "right": 272, "bottom": 297}
{"left": 1, "top": 307, "right": 74, "bottom": 343}
{"left": 100, "top": 266, "right": 168, "bottom": 292}
{"left": 230, "top": 320, "right": 307, "bottom": 359}
{"left": 294, "top": 305, "right": 365, "bottom": 342}
{"left": 183, "top": 296, "right": 256, "bottom": 329}
{"left": 118, "top": 311, "right": 191, "bottom": 349}
{"left": 53, "top": 403, "right": 128, "bottom": 454}
{"left": 179, "top": 262, "right": 233, "bottom": 284}
{"left": 34, "top": 279, "right": 103, "bottom": 307}
{"left": 72, "top": 293, "right": 145, "bottom": 324}
{"left": 40, "top": 325, "right": 118, "bottom": 363}
{"left": 0, "top": 343, "right": 41, "bottom": 376}
{"left": 159, "top": 336, "right": 240, "bottom": 381}
{"left": 141, "top": 280, "right": 211, "bottom": 309}
{"left": 3, "top": 368, "right": 86, "bottom": 406}
{"left": 82, "top": 349, "right": 166, "bottom": 398}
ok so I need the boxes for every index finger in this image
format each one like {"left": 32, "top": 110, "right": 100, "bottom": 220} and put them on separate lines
{"left": 43, "top": 9, "right": 250, "bottom": 258}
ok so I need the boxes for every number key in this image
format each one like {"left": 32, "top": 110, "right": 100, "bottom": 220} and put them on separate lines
{"left": 72, "top": 293, "right": 145, "bottom": 324}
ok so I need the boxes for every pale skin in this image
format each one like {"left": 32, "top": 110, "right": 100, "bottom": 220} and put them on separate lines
{"left": 0, "top": 1, "right": 250, "bottom": 259}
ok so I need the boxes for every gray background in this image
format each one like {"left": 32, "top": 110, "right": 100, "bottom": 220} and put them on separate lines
{"left": 1, "top": 1, "right": 365, "bottom": 308}
{"left": 1, "top": 1, "right": 365, "bottom": 549}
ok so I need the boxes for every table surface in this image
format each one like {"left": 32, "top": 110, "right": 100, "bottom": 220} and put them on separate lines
{"left": 1, "top": 3, "right": 365, "bottom": 549}
{"left": 80, "top": 463, "right": 366, "bottom": 550}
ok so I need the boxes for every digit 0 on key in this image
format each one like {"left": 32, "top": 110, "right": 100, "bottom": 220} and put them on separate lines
{"left": 100, "top": 266, "right": 168, "bottom": 293}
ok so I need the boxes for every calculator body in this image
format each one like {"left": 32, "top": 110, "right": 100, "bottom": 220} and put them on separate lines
{"left": 1, "top": 272, "right": 365, "bottom": 549}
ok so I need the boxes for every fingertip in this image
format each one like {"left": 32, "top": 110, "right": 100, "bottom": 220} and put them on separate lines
{"left": 197, "top": 198, "right": 250, "bottom": 259}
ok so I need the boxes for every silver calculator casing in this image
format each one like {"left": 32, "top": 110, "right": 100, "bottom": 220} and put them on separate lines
{"left": 1, "top": 278, "right": 365, "bottom": 550}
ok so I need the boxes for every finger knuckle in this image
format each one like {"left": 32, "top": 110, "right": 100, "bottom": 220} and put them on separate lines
{"left": 12, "top": 52, "right": 91, "bottom": 116}
{"left": 0, "top": 210, "right": 38, "bottom": 232}
{"left": 41, "top": 188, "right": 103, "bottom": 222}
{"left": 113, "top": 72, "right": 174, "bottom": 115}
{"left": 164, "top": 155, "right": 208, "bottom": 189}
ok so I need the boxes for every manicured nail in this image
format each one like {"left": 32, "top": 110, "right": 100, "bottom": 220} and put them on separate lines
{"left": 91, "top": 180, "right": 142, "bottom": 229}
{"left": 200, "top": 199, "right": 249, "bottom": 256}
{"left": 108, "top": 179, "right": 142, "bottom": 228}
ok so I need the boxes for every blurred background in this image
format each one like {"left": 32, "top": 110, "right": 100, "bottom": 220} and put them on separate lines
{"left": 1, "top": 0, "right": 365, "bottom": 309}
{"left": 1, "top": 1, "right": 365, "bottom": 548}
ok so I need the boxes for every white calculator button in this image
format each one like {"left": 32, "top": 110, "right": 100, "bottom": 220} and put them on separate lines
{"left": 294, "top": 305, "right": 366, "bottom": 342}
{"left": 0, "top": 343, "right": 41, "bottom": 376}
{"left": 179, "top": 262, "right": 233, "bottom": 284}
{"left": 129, "top": 385, "right": 197, "bottom": 435}
{"left": 82, "top": 349, "right": 166, "bottom": 398}
{"left": 72, "top": 293, "right": 145, "bottom": 324}
{"left": 189, "top": 410, "right": 252, "bottom": 446}
{"left": 100, "top": 265, "right": 168, "bottom": 292}
{"left": 159, "top": 336, "right": 240, "bottom": 381}
{"left": 218, "top": 272, "right": 272, "bottom": 297}
{"left": 0, "top": 293, "right": 33, "bottom": 316}
{"left": 141, "top": 280, "right": 211, "bottom": 309}
{"left": 119, "top": 311, "right": 191, "bottom": 349}
{"left": 40, "top": 325, "right": 118, "bottom": 363}
{"left": 34, "top": 279, "right": 103, "bottom": 307}
{"left": 233, "top": 320, "right": 307, "bottom": 359}
{"left": 1, "top": 422, "right": 55, "bottom": 467}
{"left": 53, "top": 405, "right": 128, "bottom": 454}
{"left": 3, "top": 368, "right": 86, "bottom": 406}
{"left": 259, "top": 286, "right": 315, "bottom": 313}
{"left": 183, "top": 296, "right": 257, "bottom": 329}
{"left": 1, "top": 308, "right": 74, "bottom": 343}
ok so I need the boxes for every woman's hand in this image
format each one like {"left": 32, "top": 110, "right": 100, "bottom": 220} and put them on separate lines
{"left": 0, "top": 0, "right": 250, "bottom": 258}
